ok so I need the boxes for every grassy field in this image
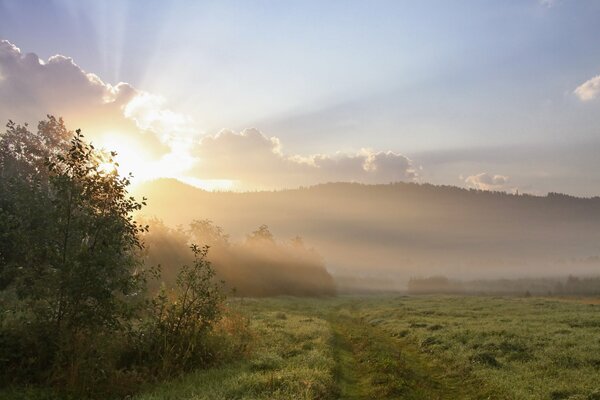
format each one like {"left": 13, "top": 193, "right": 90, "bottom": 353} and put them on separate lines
{"left": 136, "top": 295, "right": 600, "bottom": 400}
{"left": 357, "top": 296, "right": 600, "bottom": 400}
{"left": 5, "top": 295, "right": 600, "bottom": 399}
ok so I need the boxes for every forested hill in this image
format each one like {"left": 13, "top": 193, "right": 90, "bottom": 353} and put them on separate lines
{"left": 135, "top": 179, "right": 600, "bottom": 286}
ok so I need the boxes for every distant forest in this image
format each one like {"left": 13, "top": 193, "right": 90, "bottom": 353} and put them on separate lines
{"left": 407, "top": 275, "right": 600, "bottom": 296}
{"left": 136, "top": 179, "right": 600, "bottom": 289}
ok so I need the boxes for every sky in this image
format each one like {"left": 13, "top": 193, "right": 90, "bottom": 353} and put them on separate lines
{"left": 1, "top": 0, "right": 600, "bottom": 195}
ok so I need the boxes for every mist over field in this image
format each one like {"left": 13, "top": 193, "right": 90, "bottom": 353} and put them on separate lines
{"left": 141, "top": 218, "right": 336, "bottom": 297}
{"left": 135, "top": 179, "right": 600, "bottom": 291}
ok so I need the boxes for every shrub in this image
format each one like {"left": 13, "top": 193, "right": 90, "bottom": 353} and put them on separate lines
{"left": 132, "top": 245, "right": 225, "bottom": 377}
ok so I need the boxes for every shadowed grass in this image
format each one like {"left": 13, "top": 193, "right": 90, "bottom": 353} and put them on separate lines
{"left": 329, "top": 311, "right": 489, "bottom": 400}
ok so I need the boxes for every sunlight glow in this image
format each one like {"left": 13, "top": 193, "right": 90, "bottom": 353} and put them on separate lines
{"left": 97, "top": 132, "right": 158, "bottom": 184}
{"left": 178, "top": 177, "right": 236, "bottom": 191}
{"left": 96, "top": 131, "right": 208, "bottom": 189}
{"left": 98, "top": 161, "right": 117, "bottom": 175}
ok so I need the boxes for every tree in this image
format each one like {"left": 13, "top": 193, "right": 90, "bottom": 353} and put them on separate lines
{"left": 189, "top": 219, "right": 230, "bottom": 247}
{"left": 246, "top": 224, "right": 274, "bottom": 244}
{"left": 43, "top": 129, "right": 147, "bottom": 332}
{"left": 1, "top": 117, "right": 228, "bottom": 392}
{"left": 0, "top": 117, "right": 70, "bottom": 289}
{"left": 0, "top": 118, "right": 148, "bottom": 385}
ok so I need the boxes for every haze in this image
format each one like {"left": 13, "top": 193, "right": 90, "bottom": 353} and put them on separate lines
{"left": 1, "top": 0, "right": 600, "bottom": 291}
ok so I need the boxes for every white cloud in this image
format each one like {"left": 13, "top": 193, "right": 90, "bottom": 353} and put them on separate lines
{"left": 0, "top": 40, "right": 128, "bottom": 118}
{"left": 574, "top": 75, "right": 600, "bottom": 102}
{"left": 0, "top": 39, "right": 418, "bottom": 190}
{"left": 538, "top": 0, "right": 557, "bottom": 8}
{"left": 463, "top": 172, "right": 510, "bottom": 191}
{"left": 0, "top": 39, "right": 192, "bottom": 157}
{"left": 192, "top": 128, "right": 417, "bottom": 190}
{"left": 0, "top": 39, "right": 199, "bottom": 182}
{"left": 123, "top": 92, "right": 196, "bottom": 143}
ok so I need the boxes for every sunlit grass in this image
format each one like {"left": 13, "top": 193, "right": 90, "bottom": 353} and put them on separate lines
{"left": 137, "top": 296, "right": 600, "bottom": 400}
{"left": 136, "top": 299, "right": 337, "bottom": 400}
{"left": 358, "top": 296, "right": 600, "bottom": 399}
{"left": 6, "top": 296, "right": 600, "bottom": 399}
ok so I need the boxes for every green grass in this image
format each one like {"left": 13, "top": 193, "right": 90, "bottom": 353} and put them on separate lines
{"left": 357, "top": 296, "right": 600, "bottom": 400}
{"left": 136, "top": 298, "right": 337, "bottom": 400}
{"left": 5, "top": 295, "right": 600, "bottom": 399}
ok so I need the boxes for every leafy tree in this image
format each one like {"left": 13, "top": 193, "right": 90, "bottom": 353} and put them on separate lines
{"left": 246, "top": 224, "right": 274, "bottom": 244}
{"left": 189, "top": 219, "right": 230, "bottom": 247}
{"left": 0, "top": 118, "right": 148, "bottom": 386}
{"left": 43, "top": 129, "right": 148, "bottom": 332}
{"left": 0, "top": 117, "right": 70, "bottom": 289}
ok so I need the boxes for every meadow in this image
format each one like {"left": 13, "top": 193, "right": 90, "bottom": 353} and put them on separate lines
{"left": 133, "top": 295, "right": 600, "bottom": 400}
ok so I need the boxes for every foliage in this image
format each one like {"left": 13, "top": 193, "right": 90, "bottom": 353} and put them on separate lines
{"left": 0, "top": 118, "right": 149, "bottom": 391}
{"left": 133, "top": 245, "right": 225, "bottom": 376}
{"left": 0, "top": 117, "right": 229, "bottom": 398}
{"left": 0, "top": 117, "right": 70, "bottom": 290}
{"left": 137, "top": 179, "right": 600, "bottom": 289}
{"left": 246, "top": 224, "right": 274, "bottom": 244}
{"left": 44, "top": 129, "right": 147, "bottom": 331}
{"left": 189, "top": 219, "right": 230, "bottom": 247}
{"left": 408, "top": 275, "right": 600, "bottom": 296}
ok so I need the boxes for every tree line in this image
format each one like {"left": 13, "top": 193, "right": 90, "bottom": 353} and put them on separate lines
{"left": 142, "top": 219, "right": 336, "bottom": 297}
{"left": 407, "top": 275, "right": 600, "bottom": 296}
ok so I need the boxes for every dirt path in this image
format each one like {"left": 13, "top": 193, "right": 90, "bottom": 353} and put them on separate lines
{"left": 328, "top": 311, "right": 485, "bottom": 400}
{"left": 330, "top": 321, "right": 369, "bottom": 400}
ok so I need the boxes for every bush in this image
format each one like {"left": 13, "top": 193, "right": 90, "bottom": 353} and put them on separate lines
{"left": 130, "top": 245, "right": 225, "bottom": 377}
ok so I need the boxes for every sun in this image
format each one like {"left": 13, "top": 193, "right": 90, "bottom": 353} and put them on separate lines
{"left": 98, "top": 161, "right": 118, "bottom": 175}
{"left": 95, "top": 131, "right": 194, "bottom": 187}
{"left": 96, "top": 132, "right": 154, "bottom": 183}
{"left": 95, "top": 131, "right": 236, "bottom": 191}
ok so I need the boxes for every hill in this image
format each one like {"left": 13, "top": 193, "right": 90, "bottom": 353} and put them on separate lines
{"left": 133, "top": 179, "right": 600, "bottom": 290}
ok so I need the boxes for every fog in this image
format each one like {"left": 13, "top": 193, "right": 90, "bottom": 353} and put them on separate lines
{"left": 141, "top": 218, "right": 335, "bottom": 297}
{"left": 134, "top": 179, "right": 600, "bottom": 293}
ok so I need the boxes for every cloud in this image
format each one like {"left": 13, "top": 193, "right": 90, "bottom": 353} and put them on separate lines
{"left": 463, "top": 172, "right": 510, "bottom": 191}
{"left": 0, "top": 39, "right": 191, "bottom": 158}
{"left": 538, "top": 0, "right": 557, "bottom": 8}
{"left": 192, "top": 128, "right": 417, "bottom": 189}
{"left": 0, "top": 39, "right": 200, "bottom": 181}
{"left": 574, "top": 75, "right": 600, "bottom": 102}
{"left": 0, "top": 39, "right": 417, "bottom": 190}
{"left": 1, "top": 40, "right": 126, "bottom": 123}
{"left": 123, "top": 92, "right": 196, "bottom": 144}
